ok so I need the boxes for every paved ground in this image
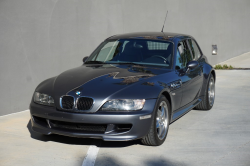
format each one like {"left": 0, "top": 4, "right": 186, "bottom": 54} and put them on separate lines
{"left": 218, "top": 52, "right": 250, "bottom": 68}
{"left": 0, "top": 70, "right": 250, "bottom": 166}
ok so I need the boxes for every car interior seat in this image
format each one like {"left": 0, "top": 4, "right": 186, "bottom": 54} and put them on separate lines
{"left": 118, "top": 42, "right": 143, "bottom": 62}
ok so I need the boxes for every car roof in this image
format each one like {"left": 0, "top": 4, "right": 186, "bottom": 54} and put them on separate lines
{"left": 106, "top": 32, "right": 192, "bottom": 41}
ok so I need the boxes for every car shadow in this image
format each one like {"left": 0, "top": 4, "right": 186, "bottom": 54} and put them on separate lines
{"left": 95, "top": 155, "right": 187, "bottom": 166}
{"left": 27, "top": 120, "right": 141, "bottom": 148}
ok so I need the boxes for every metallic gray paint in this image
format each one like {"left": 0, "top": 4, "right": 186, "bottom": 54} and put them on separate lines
{"left": 30, "top": 33, "right": 215, "bottom": 141}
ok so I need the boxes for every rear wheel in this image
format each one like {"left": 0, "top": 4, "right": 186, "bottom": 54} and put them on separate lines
{"left": 141, "top": 95, "right": 170, "bottom": 146}
{"left": 195, "top": 74, "right": 215, "bottom": 110}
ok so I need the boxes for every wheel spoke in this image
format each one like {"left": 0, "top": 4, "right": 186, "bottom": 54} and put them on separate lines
{"left": 156, "top": 120, "right": 160, "bottom": 129}
{"left": 161, "top": 107, "right": 165, "bottom": 117}
{"left": 158, "top": 124, "right": 163, "bottom": 136}
{"left": 157, "top": 109, "right": 161, "bottom": 118}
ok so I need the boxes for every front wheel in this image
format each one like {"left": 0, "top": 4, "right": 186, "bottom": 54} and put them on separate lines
{"left": 141, "top": 95, "right": 170, "bottom": 146}
{"left": 195, "top": 74, "right": 215, "bottom": 110}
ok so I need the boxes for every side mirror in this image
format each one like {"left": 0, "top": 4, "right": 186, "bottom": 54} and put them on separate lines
{"left": 186, "top": 61, "right": 198, "bottom": 73}
{"left": 82, "top": 56, "right": 89, "bottom": 63}
{"left": 187, "top": 61, "right": 198, "bottom": 69}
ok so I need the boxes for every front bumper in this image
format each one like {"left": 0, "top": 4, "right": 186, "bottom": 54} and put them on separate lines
{"left": 29, "top": 99, "right": 156, "bottom": 141}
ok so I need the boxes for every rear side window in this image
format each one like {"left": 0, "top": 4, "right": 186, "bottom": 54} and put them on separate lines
{"left": 188, "top": 39, "right": 202, "bottom": 60}
{"left": 147, "top": 41, "right": 169, "bottom": 50}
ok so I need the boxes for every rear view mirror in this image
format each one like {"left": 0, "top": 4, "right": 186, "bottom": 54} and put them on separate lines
{"left": 82, "top": 56, "right": 89, "bottom": 63}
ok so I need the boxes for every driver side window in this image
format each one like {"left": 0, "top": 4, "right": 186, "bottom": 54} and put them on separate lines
{"left": 175, "top": 40, "right": 192, "bottom": 70}
{"left": 176, "top": 49, "right": 184, "bottom": 70}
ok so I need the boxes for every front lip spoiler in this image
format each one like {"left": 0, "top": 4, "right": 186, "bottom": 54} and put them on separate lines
{"left": 31, "top": 120, "right": 138, "bottom": 141}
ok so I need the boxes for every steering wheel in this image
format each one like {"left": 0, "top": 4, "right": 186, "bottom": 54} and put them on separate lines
{"left": 151, "top": 55, "right": 168, "bottom": 64}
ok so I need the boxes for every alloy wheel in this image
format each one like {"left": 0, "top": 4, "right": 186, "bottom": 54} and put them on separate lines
{"left": 208, "top": 77, "right": 215, "bottom": 106}
{"left": 156, "top": 101, "right": 168, "bottom": 140}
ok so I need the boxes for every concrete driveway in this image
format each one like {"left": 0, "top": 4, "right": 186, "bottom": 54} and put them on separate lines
{"left": 0, "top": 70, "right": 249, "bottom": 166}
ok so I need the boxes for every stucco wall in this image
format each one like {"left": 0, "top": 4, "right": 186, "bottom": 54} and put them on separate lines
{"left": 0, "top": 0, "right": 250, "bottom": 116}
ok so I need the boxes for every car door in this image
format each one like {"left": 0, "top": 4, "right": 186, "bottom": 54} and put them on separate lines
{"left": 176, "top": 39, "right": 203, "bottom": 108}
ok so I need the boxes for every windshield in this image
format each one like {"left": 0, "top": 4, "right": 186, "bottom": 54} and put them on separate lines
{"left": 86, "top": 39, "right": 173, "bottom": 68}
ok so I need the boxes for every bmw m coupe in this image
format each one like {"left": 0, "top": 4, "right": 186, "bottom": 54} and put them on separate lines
{"left": 30, "top": 32, "right": 216, "bottom": 146}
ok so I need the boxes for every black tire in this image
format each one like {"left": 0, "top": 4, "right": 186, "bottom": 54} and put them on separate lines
{"left": 195, "top": 74, "right": 215, "bottom": 110}
{"left": 141, "top": 95, "right": 170, "bottom": 146}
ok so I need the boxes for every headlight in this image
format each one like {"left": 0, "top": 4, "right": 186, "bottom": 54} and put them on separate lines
{"left": 101, "top": 99, "right": 145, "bottom": 111}
{"left": 33, "top": 92, "right": 55, "bottom": 106}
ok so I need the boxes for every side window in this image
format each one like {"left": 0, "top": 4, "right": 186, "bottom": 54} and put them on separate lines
{"left": 187, "top": 39, "right": 195, "bottom": 59}
{"left": 188, "top": 39, "right": 202, "bottom": 60}
{"left": 175, "top": 40, "right": 192, "bottom": 70}
{"left": 183, "top": 40, "right": 193, "bottom": 62}
{"left": 175, "top": 49, "right": 184, "bottom": 69}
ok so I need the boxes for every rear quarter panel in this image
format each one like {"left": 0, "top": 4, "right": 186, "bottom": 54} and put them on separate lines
{"left": 198, "top": 55, "right": 216, "bottom": 97}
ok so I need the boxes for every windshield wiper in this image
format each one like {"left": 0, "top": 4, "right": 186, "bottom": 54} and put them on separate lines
{"left": 112, "top": 62, "right": 144, "bottom": 66}
{"left": 85, "top": 61, "right": 105, "bottom": 64}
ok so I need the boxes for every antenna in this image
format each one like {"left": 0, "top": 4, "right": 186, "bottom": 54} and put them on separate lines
{"left": 161, "top": 11, "right": 168, "bottom": 32}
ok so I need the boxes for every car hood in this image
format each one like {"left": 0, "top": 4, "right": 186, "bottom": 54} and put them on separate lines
{"left": 50, "top": 64, "right": 171, "bottom": 111}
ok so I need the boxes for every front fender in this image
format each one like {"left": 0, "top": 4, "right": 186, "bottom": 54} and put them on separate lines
{"left": 34, "top": 76, "right": 57, "bottom": 96}
{"left": 109, "top": 80, "right": 165, "bottom": 99}
{"left": 109, "top": 77, "right": 174, "bottom": 113}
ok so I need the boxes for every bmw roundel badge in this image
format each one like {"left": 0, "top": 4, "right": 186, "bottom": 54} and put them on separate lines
{"left": 76, "top": 91, "right": 81, "bottom": 96}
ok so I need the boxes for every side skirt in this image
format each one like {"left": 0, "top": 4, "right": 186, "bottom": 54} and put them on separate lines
{"left": 171, "top": 98, "right": 202, "bottom": 123}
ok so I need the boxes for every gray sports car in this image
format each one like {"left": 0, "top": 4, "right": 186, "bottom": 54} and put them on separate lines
{"left": 30, "top": 32, "right": 216, "bottom": 146}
